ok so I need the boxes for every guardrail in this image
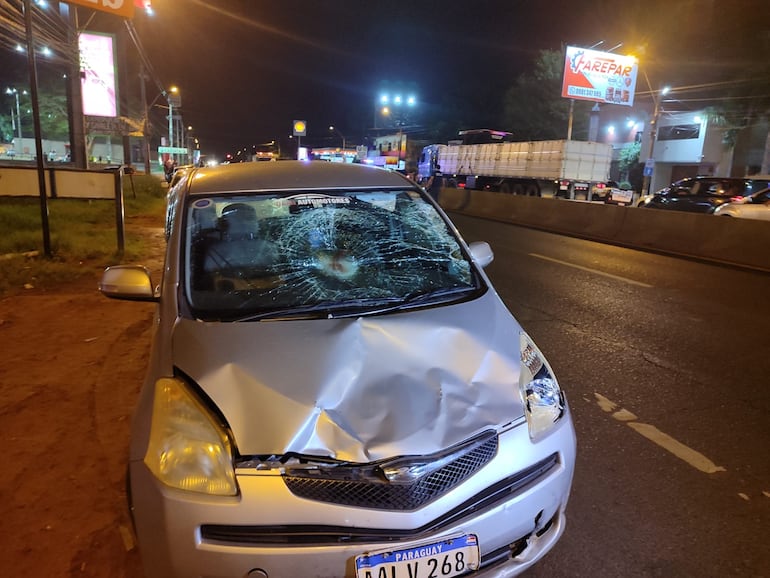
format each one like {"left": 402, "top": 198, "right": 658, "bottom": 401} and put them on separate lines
{"left": 438, "top": 188, "right": 770, "bottom": 273}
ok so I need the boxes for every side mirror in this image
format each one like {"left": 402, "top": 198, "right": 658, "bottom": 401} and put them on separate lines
{"left": 99, "top": 265, "right": 158, "bottom": 301}
{"left": 469, "top": 241, "right": 494, "bottom": 268}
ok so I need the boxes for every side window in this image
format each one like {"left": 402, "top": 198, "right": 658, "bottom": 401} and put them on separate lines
{"left": 165, "top": 188, "right": 178, "bottom": 240}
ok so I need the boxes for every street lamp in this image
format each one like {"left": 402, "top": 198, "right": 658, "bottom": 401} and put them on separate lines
{"left": 5, "top": 87, "right": 23, "bottom": 139}
{"left": 186, "top": 125, "right": 199, "bottom": 165}
{"left": 374, "top": 91, "right": 417, "bottom": 129}
{"left": 329, "top": 125, "right": 346, "bottom": 151}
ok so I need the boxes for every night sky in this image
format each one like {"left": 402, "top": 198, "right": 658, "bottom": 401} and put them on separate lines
{"left": 129, "top": 0, "right": 763, "bottom": 158}
{"left": 132, "top": 0, "right": 574, "bottom": 156}
{"left": 1, "top": 0, "right": 766, "bottom": 159}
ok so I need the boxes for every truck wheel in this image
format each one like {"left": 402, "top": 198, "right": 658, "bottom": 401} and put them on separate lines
{"left": 525, "top": 184, "right": 539, "bottom": 197}
{"left": 512, "top": 184, "right": 525, "bottom": 195}
{"left": 500, "top": 182, "right": 512, "bottom": 194}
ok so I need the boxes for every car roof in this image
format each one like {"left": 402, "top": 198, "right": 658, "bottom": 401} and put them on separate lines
{"left": 184, "top": 161, "right": 412, "bottom": 195}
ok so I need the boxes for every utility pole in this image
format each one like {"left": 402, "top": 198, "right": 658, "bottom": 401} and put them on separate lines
{"left": 641, "top": 85, "right": 669, "bottom": 196}
{"left": 23, "top": 0, "right": 52, "bottom": 256}
{"left": 63, "top": 2, "right": 86, "bottom": 169}
{"left": 168, "top": 100, "right": 173, "bottom": 150}
{"left": 139, "top": 65, "right": 151, "bottom": 173}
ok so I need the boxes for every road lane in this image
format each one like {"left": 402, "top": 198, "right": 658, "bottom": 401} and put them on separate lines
{"left": 450, "top": 213, "right": 770, "bottom": 577}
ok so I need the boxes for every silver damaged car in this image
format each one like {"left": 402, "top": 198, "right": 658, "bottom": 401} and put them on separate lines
{"left": 100, "top": 161, "right": 576, "bottom": 578}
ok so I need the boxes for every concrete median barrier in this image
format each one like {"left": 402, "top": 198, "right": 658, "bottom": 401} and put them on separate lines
{"left": 438, "top": 188, "right": 770, "bottom": 272}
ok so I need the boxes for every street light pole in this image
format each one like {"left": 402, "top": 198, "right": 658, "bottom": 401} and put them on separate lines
{"left": 6, "top": 88, "right": 22, "bottom": 139}
{"left": 167, "top": 86, "right": 179, "bottom": 155}
{"left": 641, "top": 83, "right": 670, "bottom": 196}
{"left": 168, "top": 100, "right": 173, "bottom": 149}
{"left": 13, "top": 90, "right": 21, "bottom": 139}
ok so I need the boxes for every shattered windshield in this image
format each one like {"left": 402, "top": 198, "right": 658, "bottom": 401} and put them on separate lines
{"left": 183, "top": 189, "right": 482, "bottom": 320}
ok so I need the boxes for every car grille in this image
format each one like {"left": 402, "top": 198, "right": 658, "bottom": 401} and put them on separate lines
{"left": 201, "top": 453, "right": 558, "bottom": 546}
{"left": 283, "top": 431, "right": 498, "bottom": 511}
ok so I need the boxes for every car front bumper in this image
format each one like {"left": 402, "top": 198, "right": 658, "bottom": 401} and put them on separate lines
{"left": 129, "top": 416, "right": 576, "bottom": 578}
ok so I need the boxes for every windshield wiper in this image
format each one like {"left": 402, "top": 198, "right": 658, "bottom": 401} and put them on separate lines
{"left": 364, "top": 285, "right": 479, "bottom": 313}
{"left": 230, "top": 301, "right": 357, "bottom": 322}
{"left": 228, "top": 287, "right": 477, "bottom": 322}
{"left": 333, "top": 286, "right": 478, "bottom": 318}
{"left": 230, "top": 297, "right": 408, "bottom": 322}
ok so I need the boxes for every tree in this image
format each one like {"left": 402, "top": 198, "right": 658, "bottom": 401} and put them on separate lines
{"left": 1, "top": 81, "right": 70, "bottom": 143}
{"left": 618, "top": 141, "right": 642, "bottom": 190}
{"left": 500, "top": 49, "right": 592, "bottom": 140}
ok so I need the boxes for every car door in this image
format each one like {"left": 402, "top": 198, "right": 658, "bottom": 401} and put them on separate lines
{"left": 665, "top": 183, "right": 699, "bottom": 211}
{"left": 688, "top": 180, "right": 734, "bottom": 213}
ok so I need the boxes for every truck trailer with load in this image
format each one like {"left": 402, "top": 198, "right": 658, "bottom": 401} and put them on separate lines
{"left": 417, "top": 129, "right": 613, "bottom": 199}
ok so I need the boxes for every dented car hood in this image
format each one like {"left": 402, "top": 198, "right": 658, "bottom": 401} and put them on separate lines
{"left": 171, "top": 291, "right": 526, "bottom": 462}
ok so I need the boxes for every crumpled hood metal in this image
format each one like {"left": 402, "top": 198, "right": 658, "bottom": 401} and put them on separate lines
{"left": 171, "top": 291, "right": 526, "bottom": 462}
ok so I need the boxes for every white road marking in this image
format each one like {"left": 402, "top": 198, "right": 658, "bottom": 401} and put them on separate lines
{"left": 626, "top": 422, "right": 726, "bottom": 474}
{"left": 593, "top": 393, "right": 726, "bottom": 474}
{"left": 529, "top": 253, "right": 653, "bottom": 287}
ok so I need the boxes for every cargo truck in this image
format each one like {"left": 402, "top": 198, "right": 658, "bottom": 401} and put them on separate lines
{"left": 417, "top": 129, "right": 613, "bottom": 198}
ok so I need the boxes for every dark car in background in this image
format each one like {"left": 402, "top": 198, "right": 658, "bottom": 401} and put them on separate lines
{"left": 638, "top": 176, "right": 770, "bottom": 213}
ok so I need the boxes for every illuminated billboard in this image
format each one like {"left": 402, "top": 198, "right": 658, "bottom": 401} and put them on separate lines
{"left": 79, "top": 32, "right": 117, "bottom": 117}
{"left": 66, "top": 0, "right": 135, "bottom": 18}
{"left": 561, "top": 46, "right": 638, "bottom": 107}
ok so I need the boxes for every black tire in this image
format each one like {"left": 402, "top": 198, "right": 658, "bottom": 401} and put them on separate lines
{"left": 512, "top": 184, "right": 525, "bottom": 195}
{"left": 500, "top": 182, "right": 513, "bottom": 194}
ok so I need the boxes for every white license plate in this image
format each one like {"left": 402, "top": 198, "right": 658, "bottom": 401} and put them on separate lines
{"left": 355, "top": 534, "right": 479, "bottom": 578}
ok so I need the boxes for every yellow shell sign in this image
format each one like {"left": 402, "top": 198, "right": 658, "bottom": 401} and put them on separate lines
{"left": 64, "top": 0, "right": 135, "bottom": 19}
{"left": 293, "top": 120, "right": 307, "bottom": 137}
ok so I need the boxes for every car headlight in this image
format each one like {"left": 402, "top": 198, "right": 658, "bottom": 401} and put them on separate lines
{"left": 519, "top": 333, "right": 565, "bottom": 440}
{"left": 144, "top": 377, "right": 237, "bottom": 496}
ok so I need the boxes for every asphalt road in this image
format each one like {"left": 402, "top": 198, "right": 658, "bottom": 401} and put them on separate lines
{"left": 7, "top": 214, "right": 765, "bottom": 577}
{"left": 449, "top": 213, "right": 770, "bottom": 577}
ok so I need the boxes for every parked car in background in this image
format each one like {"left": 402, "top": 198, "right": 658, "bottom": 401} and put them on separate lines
{"left": 590, "top": 180, "right": 617, "bottom": 201}
{"left": 713, "top": 187, "right": 770, "bottom": 220}
{"left": 637, "top": 176, "right": 770, "bottom": 213}
{"left": 99, "top": 161, "right": 577, "bottom": 578}
{"left": 591, "top": 180, "right": 634, "bottom": 205}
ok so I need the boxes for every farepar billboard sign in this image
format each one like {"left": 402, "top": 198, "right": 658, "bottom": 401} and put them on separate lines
{"left": 561, "top": 46, "right": 638, "bottom": 107}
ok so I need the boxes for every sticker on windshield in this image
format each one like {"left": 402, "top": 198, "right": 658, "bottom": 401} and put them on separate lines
{"left": 284, "top": 194, "right": 351, "bottom": 209}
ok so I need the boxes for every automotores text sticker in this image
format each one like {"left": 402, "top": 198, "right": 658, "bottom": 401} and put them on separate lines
{"left": 283, "top": 194, "right": 351, "bottom": 210}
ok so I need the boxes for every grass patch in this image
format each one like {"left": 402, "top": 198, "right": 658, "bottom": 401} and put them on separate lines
{"left": 0, "top": 173, "right": 167, "bottom": 296}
